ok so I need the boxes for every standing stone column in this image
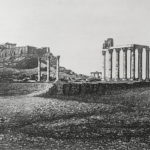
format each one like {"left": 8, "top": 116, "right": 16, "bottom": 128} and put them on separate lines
{"left": 146, "top": 47, "right": 149, "bottom": 80}
{"left": 130, "top": 50, "right": 132, "bottom": 79}
{"left": 108, "top": 49, "right": 113, "bottom": 80}
{"left": 90, "top": 72, "right": 92, "bottom": 76}
{"left": 130, "top": 48, "right": 135, "bottom": 80}
{"left": 138, "top": 48, "right": 143, "bottom": 81}
{"left": 115, "top": 48, "right": 120, "bottom": 80}
{"left": 38, "top": 57, "right": 41, "bottom": 82}
{"left": 123, "top": 48, "right": 128, "bottom": 80}
{"left": 47, "top": 47, "right": 50, "bottom": 53}
{"left": 97, "top": 72, "right": 100, "bottom": 78}
{"left": 102, "top": 51, "right": 106, "bottom": 80}
{"left": 46, "top": 55, "right": 50, "bottom": 82}
{"left": 56, "top": 55, "right": 60, "bottom": 81}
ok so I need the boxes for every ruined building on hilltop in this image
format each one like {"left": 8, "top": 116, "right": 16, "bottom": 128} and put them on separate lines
{"left": 0, "top": 42, "right": 49, "bottom": 58}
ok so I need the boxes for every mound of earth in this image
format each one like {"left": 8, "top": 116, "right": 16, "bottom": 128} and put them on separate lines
{"left": 0, "top": 52, "right": 87, "bottom": 80}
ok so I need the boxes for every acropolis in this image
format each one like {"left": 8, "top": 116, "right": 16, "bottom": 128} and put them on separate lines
{"left": 0, "top": 42, "right": 60, "bottom": 82}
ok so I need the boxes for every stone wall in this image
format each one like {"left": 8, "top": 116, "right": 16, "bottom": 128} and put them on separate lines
{"left": 0, "top": 46, "right": 48, "bottom": 58}
{"left": 60, "top": 82, "right": 150, "bottom": 96}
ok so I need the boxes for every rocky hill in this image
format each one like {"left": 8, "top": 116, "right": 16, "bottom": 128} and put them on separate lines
{"left": 0, "top": 49, "right": 87, "bottom": 81}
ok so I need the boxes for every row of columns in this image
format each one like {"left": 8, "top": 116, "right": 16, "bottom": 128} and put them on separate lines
{"left": 91, "top": 72, "right": 102, "bottom": 78}
{"left": 38, "top": 55, "right": 60, "bottom": 82}
{"left": 102, "top": 47, "right": 150, "bottom": 81}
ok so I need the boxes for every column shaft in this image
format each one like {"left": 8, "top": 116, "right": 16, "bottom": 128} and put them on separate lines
{"left": 123, "top": 48, "right": 127, "bottom": 79}
{"left": 115, "top": 48, "right": 120, "bottom": 80}
{"left": 130, "top": 50, "right": 132, "bottom": 79}
{"left": 38, "top": 57, "right": 41, "bottom": 82}
{"left": 138, "top": 48, "right": 143, "bottom": 80}
{"left": 108, "top": 49, "right": 113, "bottom": 80}
{"left": 93, "top": 73, "right": 95, "bottom": 77}
{"left": 102, "top": 51, "right": 106, "bottom": 80}
{"left": 146, "top": 48, "right": 149, "bottom": 80}
{"left": 46, "top": 56, "right": 50, "bottom": 82}
{"left": 131, "top": 49, "right": 135, "bottom": 80}
{"left": 56, "top": 56, "right": 60, "bottom": 81}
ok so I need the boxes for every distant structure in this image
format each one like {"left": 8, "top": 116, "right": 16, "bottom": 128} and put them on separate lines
{"left": 103, "top": 38, "right": 114, "bottom": 49}
{"left": 0, "top": 42, "right": 60, "bottom": 82}
{"left": 102, "top": 38, "right": 150, "bottom": 81}
{"left": 91, "top": 71, "right": 102, "bottom": 78}
{"left": 0, "top": 42, "right": 48, "bottom": 57}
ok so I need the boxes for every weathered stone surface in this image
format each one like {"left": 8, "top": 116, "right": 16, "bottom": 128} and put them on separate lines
{"left": 0, "top": 43, "right": 57, "bottom": 69}
{"left": 51, "top": 82, "right": 150, "bottom": 97}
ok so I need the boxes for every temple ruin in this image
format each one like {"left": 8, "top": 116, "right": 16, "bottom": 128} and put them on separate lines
{"left": 102, "top": 38, "right": 150, "bottom": 81}
{"left": 37, "top": 53, "right": 60, "bottom": 82}
{"left": 91, "top": 71, "right": 102, "bottom": 78}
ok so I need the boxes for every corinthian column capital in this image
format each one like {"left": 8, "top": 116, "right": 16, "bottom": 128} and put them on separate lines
{"left": 102, "top": 50, "right": 106, "bottom": 55}
{"left": 122, "top": 47, "right": 128, "bottom": 52}
{"left": 138, "top": 47, "right": 143, "bottom": 53}
{"left": 115, "top": 48, "right": 120, "bottom": 53}
{"left": 108, "top": 49, "right": 113, "bottom": 54}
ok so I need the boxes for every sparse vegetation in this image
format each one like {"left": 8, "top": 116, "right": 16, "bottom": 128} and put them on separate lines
{"left": 0, "top": 53, "right": 87, "bottom": 83}
{"left": 0, "top": 86, "right": 150, "bottom": 149}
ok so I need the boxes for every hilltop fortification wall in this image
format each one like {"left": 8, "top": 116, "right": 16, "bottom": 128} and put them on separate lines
{"left": 0, "top": 42, "right": 57, "bottom": 69}
{"left": 0, "top": 45, "right": 48, "bottom": 58}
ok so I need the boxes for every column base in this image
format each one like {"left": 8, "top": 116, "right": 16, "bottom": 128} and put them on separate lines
{"left": 138, "top": 78, "right": 143, "bottom": 81}
{"left": 102, "top": 78, "right": 106, "bottom": 81}
{"left": 129, "top": 78, "right": 135, "bottom": 81}
{"left": 122, "top": 79, "right": 128, "bottom": 81}
{"left": 106, "top": 78, "right": 113, "bottom": 82}
{"left": 114, "top": 78, "right": 121, "bottom": 82}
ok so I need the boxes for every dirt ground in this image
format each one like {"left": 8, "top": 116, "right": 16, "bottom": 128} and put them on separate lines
{"left": 0, "top": 87, "right": 150, "bottom": 149}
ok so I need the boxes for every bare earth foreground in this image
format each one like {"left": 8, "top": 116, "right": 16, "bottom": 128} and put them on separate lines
{"left": 1, "top": 87, "right": 150, "bottom": 149}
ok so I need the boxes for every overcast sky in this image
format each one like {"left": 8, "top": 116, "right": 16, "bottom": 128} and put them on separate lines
{"left": 0, "top": 0, "right": 150, "bottom": 75}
